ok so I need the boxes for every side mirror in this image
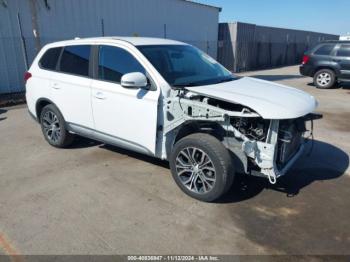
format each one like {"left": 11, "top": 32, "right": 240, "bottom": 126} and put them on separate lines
{"left": 121, "top": 72, "right": 148, "bottom": 89}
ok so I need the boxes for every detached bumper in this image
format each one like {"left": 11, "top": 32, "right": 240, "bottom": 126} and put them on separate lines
{"left": 274, "top": 113, "right": 322, "bottom": 178}
{"left": 276, "top": 143, "right": 305, "bottom": 178}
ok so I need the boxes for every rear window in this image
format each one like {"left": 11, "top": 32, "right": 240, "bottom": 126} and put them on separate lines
{"left": 39, "top": 47, "right": 62, "bottom": 70}
{"left": 314, "top": 44, "right": 335, "bottom": 55}
{"left": 336, "top": 44, "right": 350, "bottom": 57}
{"left": 59, "top": 45, "right": 91, "bottom": 77}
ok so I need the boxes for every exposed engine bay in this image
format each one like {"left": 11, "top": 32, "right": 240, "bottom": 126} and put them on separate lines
{"left": 231, "top": 117, "right": 269, "bottom": 141}
{"left": 162, "top": 90, "right": 322, "bottom": 184}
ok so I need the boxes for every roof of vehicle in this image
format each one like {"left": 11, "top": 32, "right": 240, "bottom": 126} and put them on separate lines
{"left": 48, "top": 37, "right": 188, "bottom": 47}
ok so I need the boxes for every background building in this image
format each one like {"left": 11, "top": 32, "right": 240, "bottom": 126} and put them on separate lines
{"left": 0, "top": 0, "right": 342, "bottom": 97}
{"left": 218, "top": 22, "right": 339, "bottom": 72}
{"left": 0, "top": 0, "right": 220, "bottom": 95}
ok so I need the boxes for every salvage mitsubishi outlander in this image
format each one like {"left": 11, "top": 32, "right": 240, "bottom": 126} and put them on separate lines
{"left": 25, "top": 37, "right": 321, "bottom": 201}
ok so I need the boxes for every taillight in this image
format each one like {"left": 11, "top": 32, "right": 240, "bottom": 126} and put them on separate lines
{"left": 24, "top": 72, "right": 32, "bottom": 83}
{"left": 302, "top": 55, "right": 310, "bottom": 65}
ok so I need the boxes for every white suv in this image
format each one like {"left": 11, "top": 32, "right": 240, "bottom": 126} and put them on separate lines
{"left": 26, "top": 37, "right": 321, "bottom": 201}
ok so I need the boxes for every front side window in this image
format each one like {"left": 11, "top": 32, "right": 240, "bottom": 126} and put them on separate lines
{"left": 59, "top": 45, "right": 91, "bottom": 77}
{"left": 98, "top": 45, "right": 145, "bottom": 83}
{"left": 336, "top": 44, "right": 350, "bottom": 57}
{"left": 314, "top": 44, "right": 335, "bottom": 56}
{"left": 137, "top": 45, "right": 235, "bottom": 87}
{"left": 39, "top": 47, "right": 62, "bottom": 70}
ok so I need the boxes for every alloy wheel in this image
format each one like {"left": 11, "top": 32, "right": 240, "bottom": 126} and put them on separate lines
{"left": 42, "top": 111, "right": 61, "bottom": 143}
{"left": 175, "top": 147, "right": 216, "bottom": 194}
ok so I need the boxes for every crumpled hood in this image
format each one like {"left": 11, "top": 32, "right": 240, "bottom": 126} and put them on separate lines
{"left": 187, "top": 77, "right": 318, "bottom": 119}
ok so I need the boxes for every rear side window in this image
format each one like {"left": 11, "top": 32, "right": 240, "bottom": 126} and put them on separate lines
{"left": 39, "top": 47, "right": 62, "bottom": 70}
{"left": 314, "top": 44, "right": 335, "bottom": 55}
{"left": 336, "top": 44, "right": 350, "bottom": 57}
{"left": 59, "top": 45, "right": 91, "bottom": 77}
{"left": 98, "top": 45, "right": 145, "bottom": 83}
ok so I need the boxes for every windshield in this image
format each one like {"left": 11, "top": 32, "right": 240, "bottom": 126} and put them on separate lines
{"left": 137, "top": 45, "right": 236, "bottom": 87}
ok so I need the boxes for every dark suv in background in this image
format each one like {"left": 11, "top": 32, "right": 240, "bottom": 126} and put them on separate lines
{"left": 300, "top": 41, "right": 350, "bottom": 88}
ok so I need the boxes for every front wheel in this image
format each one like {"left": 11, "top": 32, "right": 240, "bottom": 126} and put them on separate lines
{"left": 313, "top": 69, "right": 336, "bottom": 89}
{"left": 169, "top": 133, "right": 235, "bottom": 202}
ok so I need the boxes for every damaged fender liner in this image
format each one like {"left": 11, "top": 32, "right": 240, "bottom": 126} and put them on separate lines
{"left": 163, "top": 96, "right": 259, "bottom": 134}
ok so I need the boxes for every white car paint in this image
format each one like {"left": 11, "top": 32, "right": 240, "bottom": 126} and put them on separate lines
{"left": 90, "top": 77, "right": 159, "bottom": 155}
{"left": 50, "top": 72, "right": 94, "bottom": 129}
{"left": 187, "top": 77, "right": 317, "bottom": 119}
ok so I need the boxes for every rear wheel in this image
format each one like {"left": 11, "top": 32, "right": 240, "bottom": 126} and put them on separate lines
{"left": 40, "top": 104, "right": 74, "bottom": 148}
{"left": 314, "top": 69, "right": 336, "bottom": 89}
{"left": 170, "top": 133, "right": 235, "bottom": 202}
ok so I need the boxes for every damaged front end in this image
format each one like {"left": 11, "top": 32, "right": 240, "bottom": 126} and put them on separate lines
{"left": 163, "top": 91, "right": 322, "bottom": 184}
{"left": 226, "top": 115, "right": 321, "bottom": 183}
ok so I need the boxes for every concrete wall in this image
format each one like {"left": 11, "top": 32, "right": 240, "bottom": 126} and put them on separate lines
{"left": 0, "top": 0, "right": 220, "bottom": 94}
{"left": 218, "top": 22, "right": 339, "bottom": 72}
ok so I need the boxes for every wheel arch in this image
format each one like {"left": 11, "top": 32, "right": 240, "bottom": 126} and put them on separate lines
{"left": 35, "top": 98, "right": 63, "bottom": 123}
{"left": 174, "top": 121, "right": 226, "bottom": 144}
{"left": 165, "top": 121, "right": 226, "bottom": 160}
{"left": 313, "top": 65, "right": 340, "bottom": 77}
{"left": 167, "top": 121, "right": 248, "bottom": 175}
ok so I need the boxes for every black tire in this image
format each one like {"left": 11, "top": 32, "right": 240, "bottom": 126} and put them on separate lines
{"left": 169, "top": 133, "right": 235, "bottom": 202}
{"left": 40, "top": 104, "right": 74, "bottom": 148}
{"left": 313, "top": 69, "right": 336, "bottom": 89}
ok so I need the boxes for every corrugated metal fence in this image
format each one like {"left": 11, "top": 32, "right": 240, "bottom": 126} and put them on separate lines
{"left": 0, "top": 0, "right": 219, "bottom": 95}
{"left": 218, "top": 22, "right": 339, "bottom": 72}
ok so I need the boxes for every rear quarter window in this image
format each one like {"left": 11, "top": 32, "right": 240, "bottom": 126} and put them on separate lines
{"left": 314, "top": 44, "right": 335, "bottom": 55}
{"left": 39, "top": 47, "right": 62, "bottom": 70}
{"left": 336, "top": 44, "right": 350, "bottom": 57}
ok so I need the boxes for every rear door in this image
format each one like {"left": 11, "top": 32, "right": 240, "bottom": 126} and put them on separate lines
{"left": 335, "top": 44, "right": 350, "bottom": 79}
{"left": 49, "top": 45, "right": 94, "bottom": 130}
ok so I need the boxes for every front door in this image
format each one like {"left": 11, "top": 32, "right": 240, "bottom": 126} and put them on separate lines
{"left": 90, "top": 45, "right": 160, "bottom": 155}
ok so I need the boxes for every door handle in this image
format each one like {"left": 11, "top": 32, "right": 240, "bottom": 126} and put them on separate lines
{"left": 94, "top": 91, "right": 106, "bottom": 100}
{"left": 332, "top": 59, "right": 341, "bottom": 62}
{"left": 51, "top": 83, "right": 60, "bottom": 89}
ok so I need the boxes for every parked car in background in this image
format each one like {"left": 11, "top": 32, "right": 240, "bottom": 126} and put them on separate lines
{"left": 300, "top": 41, "right": 350, "bottom": 88}
{"left": 26, "top": 37, "right": 320, "bottom": 202}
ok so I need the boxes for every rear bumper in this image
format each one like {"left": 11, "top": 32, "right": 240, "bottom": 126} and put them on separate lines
{"left": 299, "top": 65, "right": 314, "bottom": 77}
{"left": 28, "top": 109, "right": 38, "bottom": 122}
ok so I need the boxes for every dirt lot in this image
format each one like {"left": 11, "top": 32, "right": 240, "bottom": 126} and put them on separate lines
{"left": 0, "top": 65, "right": 349, "bottom": 256}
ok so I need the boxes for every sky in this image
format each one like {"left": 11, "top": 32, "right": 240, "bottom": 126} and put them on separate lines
{"left": 198, "top": 0, "right": 349, "bottom": 35}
